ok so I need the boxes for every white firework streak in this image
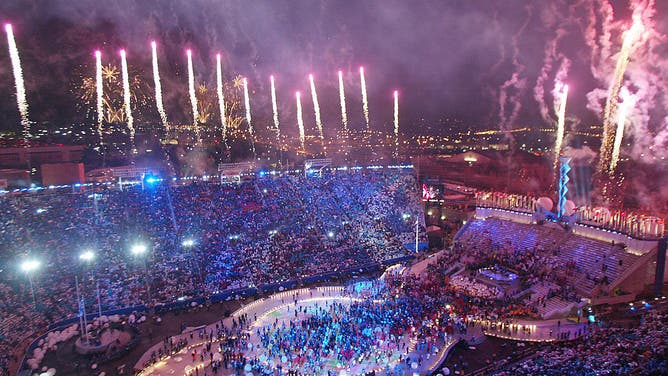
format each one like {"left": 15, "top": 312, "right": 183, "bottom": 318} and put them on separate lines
{"left": 308, "top": 74, "right": 324, "bottom": 141}
{"left": 360, "top": 66, "right": 370, "bottom": 130}
{"left": 610, "top": 87, "right": 635, "bottom": 175}
{"left": 187, "top": 50, "right": 199, "bottom": 142}
{"left": 5, "top": 24, "right": 31, "bottom": 146}
{"left": 296, "top": 91, "right": 305, "bottom": 150}
{"left": 95, "top": 50, "right": 104, "bottom": 143}
{"left": 151, "top": 41, "right": 169, "bottom": 134}
{"left": 216, "top": 54, "right": 228, "bottom": 147}
{"left": 120, "top": 49, "right": 135, "bottom": 147}
{"left": 598, "top": 12, "right": 645, "bottom": 174}
{"left": 393, "top": 90, "right": 399, "bottom": 158}
{"left": 270, "top": 75, "right": 280, "bottom": 143}
{"left": 533, "top": 0, "right": 579, "bottom": 125}
{"left": 338, "top": 70, "right": 348, "bottom": 134}
{"left": 630, "top": 0, "right": 668, "bottom": 161}
{"left": 554, "top": 83, "right": 569, "bottom": 169}
{"left": 534, "top": 37, "right": 569, "bottom": 124}
{"left": 242, "top": 77, "right": 255, "bottom": 156}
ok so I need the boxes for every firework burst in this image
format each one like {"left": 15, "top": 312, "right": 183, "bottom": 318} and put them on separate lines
{"left": 296, "top": 91, "right": 305, "bottom": 150}
{"left": 151, "top": 41, "right": 169, "bottom": 135}
{"left": 554, "top": 83, "right": 568, "bottom": 169}
{"left": 120, "top": 49, "right": 135, "bottom": 149}
{"left": 242, "top": 77, "right": 255, "bottom": 156}
{"left": 598, "top": 13, "right": 645, "bottom": 175}
{"left": 610, "top": 87, "right": 635, "bottom": 175}
{"left": 216, "top": 54, "right": 228, "bottom": 147}
{"left": 270, "top": 75, "right": 280, "bottom": 144}
{"left": 5, "top": 24, "right": 31, "bottom": 146}
{"left": 95, "top": 50, "right": 104, "bottom": 143}
{"left": 338, "top": 70, "right": 348, "bottom": 134}
{"left": 360, "top": 66, "right": 369, "bottom": 130}
{"left": 308, "top": 74, "right": 324, "bottom": 141}
{"left": 187, "top": 49, "right": 200, "bottom": 142}
{"left": 393, "top": 90, "right": 399, "bottom": 158}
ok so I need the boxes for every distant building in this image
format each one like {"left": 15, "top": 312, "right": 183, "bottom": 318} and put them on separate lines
{"left": 413, "top": 150, "right": 552, "bottom": 195}
{"left": 41, "top": 163, "right": 85, "bottom": 186}
{"left": 0, "top": 168, "right": 30, "bottom": 187}
{"left": 0, "top": 145, "right": 84, "bottom": 168}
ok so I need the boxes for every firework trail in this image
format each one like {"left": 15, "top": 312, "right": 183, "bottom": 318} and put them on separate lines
{"left": 553, "top": 83, "right": 569, "bottom": 169}
{"left": 95, "top": 50, "right": 104, "bottom": 143}
{"left": 5, "top": 24, "right": 31, "bottom": 146}
{"left": 120, "top": 49, "right": 135, "bottom": 149}
{"left": 338, "top": 70, "right": 348, "bottom": 134}
{"left": 497, "top": 5, "right": 531, "bottom": 140}
{"left": 610, "top": 87, "right": 635, "bottom": 175}
{"left": 308, "top": 74, "right": 324, "bottom": 141}
{"left": 216, "top": 53, "right": 228, "bottom": 148}
{"left": 270, "top": 75, "right": 280, "bottom": 143}
{"left": 393, "top": 90, "right": 399, "bottom": 158}
{"left": 242, "top": 77, "right": 255, "bottom": 156}
{"left": 359, "top": 67, "right": 370, "bottom": 130}
{"left": 532, "top": 1, "right": 578, "bottom": 125}
{"left": 151, "top": 41, "right": 169, "bottom": 135}
{"left": 534, "top": 41, "right": 570, "bottom": 124}
{"left": 598, "top": 14, "right": 645, "bottom": 175}
{"left": 296, "top": 91, "right": 305, "bottom": 150}
{"left": 186, "top": 49, "right": 200, "bottom": 142}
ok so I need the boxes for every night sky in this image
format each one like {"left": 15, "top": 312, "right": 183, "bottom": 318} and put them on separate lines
{"left": 0, "top": 0, "right": 666, "bottom": 151}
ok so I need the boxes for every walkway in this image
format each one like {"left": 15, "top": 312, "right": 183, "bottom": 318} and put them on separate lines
{"left": 134, "top": 286, "right": 459, "bottom": 375}
{"left": 472, "top": 317, "right": 591, "bottom": 342}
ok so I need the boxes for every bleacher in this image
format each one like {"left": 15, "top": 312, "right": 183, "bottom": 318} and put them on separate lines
{"left": 455, "top": 217, "right": 646, "bottom": 302}
{"left": 557, "top": 234, "right": 642, "bottom": 295}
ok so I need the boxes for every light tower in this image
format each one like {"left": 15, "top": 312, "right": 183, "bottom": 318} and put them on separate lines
{"left": 557, "top": 156, "right": 572, "bottom": 219}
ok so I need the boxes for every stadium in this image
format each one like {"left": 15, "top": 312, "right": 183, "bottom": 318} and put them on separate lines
{"left": 0, "top": 1, "right": 667, "bottom": 375}
{"left": 0, "top": 159, "right": 665, "bottom": 376}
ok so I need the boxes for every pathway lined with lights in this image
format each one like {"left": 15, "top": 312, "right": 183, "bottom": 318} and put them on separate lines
{"left": 135, "top": 286, "right": 461, "bottom": 375}
{"left": 474, "top": 318, "right": 591, "bottom": 343}
{"left": 134, "top": 269, "right": 592, "bottom": 376}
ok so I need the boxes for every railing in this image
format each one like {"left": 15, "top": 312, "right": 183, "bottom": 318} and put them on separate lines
{"left": 474, "top": 191, "right": 665, "bottom": 240}
{"left": 425, "top": 338, "right": 461, "bottom": 374}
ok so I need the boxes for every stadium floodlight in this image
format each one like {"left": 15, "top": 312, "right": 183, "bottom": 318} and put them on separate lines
{"left": 131, "top": 244, "right": 147, "bottom": 256}
{"left": 182, "top": 239, "right": 195, "bottom": 248}
{"left": 21, "top": 259, "right": 40, "bottom": 273}
{"left": 20, "top": 259, "right": 40, "bottom": 309}
{"left": 130, "top": 243, "right": 151, "bottom": 302}
{"left": 79, "top": 250, "right": 95, "bottom": 262}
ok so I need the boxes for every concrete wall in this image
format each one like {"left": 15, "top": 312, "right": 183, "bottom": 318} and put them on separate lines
{"left": 41, "top": 163, "right": 85, "bottom": 186}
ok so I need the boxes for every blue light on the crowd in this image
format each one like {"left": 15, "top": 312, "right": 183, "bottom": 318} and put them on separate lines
{"left": 144, "top": 173, "right": 160, "bottom": 185}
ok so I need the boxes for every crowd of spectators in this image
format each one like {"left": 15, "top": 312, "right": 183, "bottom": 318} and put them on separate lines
{"left": 0, "top": 170, "right": 423, "bottom": 375}
{"left": 449, "top": 275, "right": 503, "bottom": 299}
{"left": 492, "top": 308, "right": 668, "bottom": 375}
{"left": 2, "top": 168, "right": 663, "bottom": 376}
{"left": 452, "top": 217, "right": 631, "bottom": 316}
